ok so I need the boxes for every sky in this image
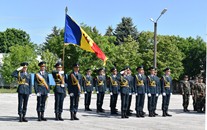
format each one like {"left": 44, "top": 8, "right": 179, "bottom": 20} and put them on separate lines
{"left": 0, "top": 0, "right": 206, "bottom": 44}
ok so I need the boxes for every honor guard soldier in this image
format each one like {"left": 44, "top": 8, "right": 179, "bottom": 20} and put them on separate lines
{"left": 52, "top": 62, "right": 66, "bottom": 121}
{"left": 180, "top": 75, "right": 191, "bottom": 112}
{"left": 12, "top": 62, "right": 32, "bottom": 122}
{"left": 197, "top": 77, "right": 206, "bottom": 113}
{"left": 191, "top": 77, "right": 199, "bottom": 111}
{"left": 125, "top": 66, "right": 134, "bottom": 116}
{"left": 154, "top": 68, "right": 161, "bottom": 116}
{"left": 109, "top": 67, "right": 119, "bottom": 115}
{"left": 134, "top": 65, "right": 146, "bottom": 118}
{"left": 95, "top": 68, "right": 107, "bottom": 113}
{"left": 120, "top": 68, "right": 130, "bottom": 118}
{"left": 147, "top": 67, "right": 159, "bottom": 117}
{"left": 161, "top": 68, "right": 172, "bottom": 117}
{"left": 83, "top": 68, "right": 93, "bottom": 111}
{"left": 67, "top": 63, "right": 82, "bottom": 120}
{"left": 34, "top": 61, "right": 50, "bottom": 121}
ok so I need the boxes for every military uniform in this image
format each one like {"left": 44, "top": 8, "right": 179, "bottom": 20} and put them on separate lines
{"left": 191, "top": 77, "right": 199, "bottom": 111}
{"left": 67, "top": 63, "right": 82, "bottom": 120}
{"left": 147, "top": 67, "right": 159, "bottom": 117}
{"left": 196, "top": 79, "right": 206, "bottom": 113}
{"left": 154, "top": 72, "right": 161, "bottom": 116}
{"left": 83, "top": 69, "right": 93, "bottom": 111}
{"left": 12, "top": 62, "right": 32, "bottom": 122}
{"left": 34, "top": 61, "right": 50, "bottom": 121}
{"left": 109, "top": 67, "right": 119, "bottom": 115}
{"left": 134, "top": 66, "right": 146, "bottom": 117}
{"left": 95, "top": 68, "right": 107, "bottom": 113}
{"left": 180, "top": 75, "right": 191, "bottom": 112}
{"left": 52, "top": 62, "right": 66, "bottom": 121}
{"left": 161, "top": 68, "right": 172, "bottom": 117}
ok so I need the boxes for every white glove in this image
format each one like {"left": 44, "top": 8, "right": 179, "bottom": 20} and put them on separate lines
{"left": 61, "top": 84, "right": 65, "bottom": 87}
{"left": 17, "top": 67, "right": 23, "bottom": 71}
{"left": 36, "top": 93, "right": 41, "bottom": 97}
{"left": 110, "top": 92, "right": 113, "bottom": 95}
{"left": 96, "top": 91, "right": 99, "bottom": 94}
{"left": 47, "top": 93, "right": 50, "bottom": 97}
{"left": 135, "top": 93, "right": 138, "bottom": 96}
{"left": 132, "top": 92, "right": 135, "bottom": 95}
{"left": 148, "top": 93, "right": 151, "bottom": 97}
{"left": 170, "top": 93, "right": 172, "bottom": 95}
{"left": 59, "top": 71, "right": 64, "bottom": 74}
{"left": 69, "top": 93, "right": 74, "bottom": 97}
{"left": 84, "top": 91, "right": 87, "bottom": 94}
{"left": 156, "top": 93, "right": 159, "bottom": 97}
{"left": 163, "top": 92, "right": 166, "bottom": 96}
{"left": 129, "top": 93, "right": 132, "bottom": 95}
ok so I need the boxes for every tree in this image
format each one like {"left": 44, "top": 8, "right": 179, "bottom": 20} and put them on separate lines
{"left": 114, "top": 17, "right": 139, "bottom": 45}
{"left": 105, "top": 26, "right": 114, "bottom": 36}
{"left": 0, "top": 45, "right": 38, "bottom": 84}
{"left": 0, "top": 28, "right": 34, "bottom": 53}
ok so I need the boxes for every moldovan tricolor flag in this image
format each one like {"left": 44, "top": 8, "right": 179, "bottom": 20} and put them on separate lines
{"left": 64, "top": 14, "right": 108, "bottom": 65}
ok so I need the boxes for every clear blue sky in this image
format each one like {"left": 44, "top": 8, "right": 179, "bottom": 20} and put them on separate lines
{"left": 0, "top": 0, "right": 206, "bottom": 44}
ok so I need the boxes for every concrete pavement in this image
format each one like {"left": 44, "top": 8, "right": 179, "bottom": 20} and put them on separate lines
{"left": 0, "top": 94, "right": 205, "bottom": 130}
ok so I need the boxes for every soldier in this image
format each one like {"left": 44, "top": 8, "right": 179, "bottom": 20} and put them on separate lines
{"left": 180, "top": 75, "right": 191, "bottom": 112}
{"left": 125, "top": 66, "right": 134, "bottom": 116}
{"left": 154, "top": 68, "right": 161, "bottom": 116}
{"left": 134, "top": 65, "right": 146, "bottom": 118}
{"left": 120, "top": 68, "right": 130, "bottom": 118}
{"left": 12, "top": 62, "right": 32, "bottom": 122}
{"left": 109, "top": 67, "right": 119, "bottom": 115}
{"left": 34, "top": 61, "right": 50, "bottom": 121}
{"left": 82, "top": 68, "right": 93, "bottom": 111}
{"left": 52, "top": 62, "right": 66, "bottom": 121}
{"left": 147, "top": 67, "right": 159, "bottom": 117}
{"left": 95, "top": 68, "right": 107, "bottom": 113}
{"left": 197, "top": 77, "right": 206, "bottom": 113}
{"left": 191, "top": 77, "right": 199, "bottom": 111}
{"left": 67, "top": 63, "right": 82, "bottom": 120}
{"left": 161, "top": 68, "right": 172, "bottom": 117}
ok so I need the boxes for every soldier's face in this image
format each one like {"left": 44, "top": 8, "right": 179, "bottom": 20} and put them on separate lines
{"left": 74, "top": 67, "right": 79, "bottom": 72}
{"left": 184, "top": 77, "right": 188, "bottom": 81}
{"left": 99, "top": 70, "right": 104, "bottom": 75}
{"left": 113, "top": 70, "right": 117, "bottom": 75}
{"left": 127, "top": 69, "right": 131, "bottom": 74}
{"left": 87, "top": 71, "right": 91, "bottom": 75}
{"left": 199, "top": 79, "right": 203, "bottom": 83}
{"left": 138, "top": 69, "right": 143, "bottom": 74}
{"left": 22, "top": 67, "right": 27, "bottom": 72}
{"left": 40, "top": 66, "right": 46, "bottom": 71}
{"left": 57, "top": 67, "right": 62, "bottom": 71}
{"left": 150, "top": 70, "right": 155, "bottom": 75}
{"left": 166, "top": 70, "right": 171, "bottom": 75}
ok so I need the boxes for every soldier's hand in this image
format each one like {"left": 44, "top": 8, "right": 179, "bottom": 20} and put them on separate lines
{"left": 59, "top": 71, "right": 64, "bottom": 74}
{"left": 69, "top": 93, "right": 74, "bottom": 97}
{"left": 47, "top": 93, "right": 50, "bottom": 97}
{"left": 110, "top": 92, "right": 113, "bottom": 95}
{"left": 96, "top": 91, "right": 99, "bottom": 94}
{"left": 17, "top": 67, "right": 23, "bottom": 71}
{"left": 36, "top": 93, "right": 41, "bottom": 97}
{"left": 129, "top": 93, "right": 132, "bottom": 95}
{"left": 148, "top": 93, "right": 151, "bottom": 97}
{"left": 135, "top": 93, "right": 138, "bottom": 96}
{"left": 163, "top": 92, "right": 166, "bottom": 96}
{"left": 84, "top": 91, "right": 87, "bottom": 94}
{"left": 61, "top": 84, "right": 65, "bottom": 87}
{"left": 156, "top": 93, "right": 159, "bottom": 97}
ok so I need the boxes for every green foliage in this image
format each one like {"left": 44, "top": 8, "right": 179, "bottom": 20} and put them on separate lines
{"left": 0, "top": 28, "right": 34, "bottom": 53}
{"left": 0, "top": 45, "right": 38, "bottom": 84}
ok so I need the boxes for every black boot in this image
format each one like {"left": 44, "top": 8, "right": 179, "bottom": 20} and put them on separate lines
{"left": 19, "top": 114, "right": 22, "bottom": 122}
{"left": 74, "top": 112, "right": 79, "bottom": 120}
{"left": 162, "top": 111, "right": 166, "bottom": 117}
{"left": 140, "top": 111, "right": 145, "bottom": 118}
{"left": 37, "top": 112, "right": 41, "bottom": 121}
{"left": 121, "top": 111, "right": 125, "bottom": 118}
{"left": 59, "top": 113, "right": 64, "bottom": 121}
{"left": 154, "top": 111, "right": 158, "bottom": 116}
{"left": 124, "top": 111, "right": 129, "bottom": 118}
{"left": 166, "top": 111, "right": 172, "bottom": 117}
{"left": 70, "top": 112, "right": 74, "bottom": 120}
{"left": 22, "top": 114, "right": 28, "bottom": 122}
{"left": 55, "top": 113, "right": 59, "bottom": 121}
{"left": 41, "top": 112, "right": 47, "bottom": 121}
{"left": 136, "top": 111, "right": 140, "bottom": 117}
{"left": 149, "top": 111, "right": 153, "bottom": 117}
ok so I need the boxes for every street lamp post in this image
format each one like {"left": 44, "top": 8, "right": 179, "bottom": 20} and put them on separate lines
{"left": 150, "top": 8, "right": 167, "bottom": 68}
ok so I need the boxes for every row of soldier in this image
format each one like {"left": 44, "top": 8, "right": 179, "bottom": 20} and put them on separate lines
{"left": 12, "top": 61, "right": 174, "bottom": 122}
{"left": 180, "top": 75, "right": 206, "bottom": 113}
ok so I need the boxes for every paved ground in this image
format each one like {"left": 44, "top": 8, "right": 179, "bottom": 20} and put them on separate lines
{"left": 0, "top": 94, "right": 205, "bottom": 130}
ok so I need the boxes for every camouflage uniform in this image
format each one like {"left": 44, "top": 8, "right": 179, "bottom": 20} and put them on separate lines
{"left": 180, "top": 78, "right": 191, "bottom": 112}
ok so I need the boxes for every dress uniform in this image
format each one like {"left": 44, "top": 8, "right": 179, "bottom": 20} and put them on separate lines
{"left": 52, "top": 62, "right": 66, "bottom": 121}
{"left": 12, "top": 62, "right": 32, "bottom": 122}
{"left": 83, "top": 68, "right": 93, "bottom": 111}
{"left": 120, "top": 68, "right": 130, "bottom": 118}
{"left": 161, "top": 68, "right": 172, "bottom": 117}
{"left": 109, "top": 67, "right": 119, "bottom": 115}
{"left": 67, "top": 63, "right": 82, "bottom": 120}
{"left": 134, "top": 66, "right": 146, "bottom": 117}
{"left": 154, "top": 68, "right": 161, "bottom": 116}
{"left": 180, "top": 75, "right": 191, "bottom": 112}
{"left": 34, "top": 61, "right": 50, "bottom": 121}
{"left": 95, "top": 68, "right": 107, "bottom": 113}
{"left": 147, "top": 67, "right": 159, "bottom": 117}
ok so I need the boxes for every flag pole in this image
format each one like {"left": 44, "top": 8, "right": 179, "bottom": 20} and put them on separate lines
{"left": 62, "top": 6, "right": 68, "bottom": 70}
